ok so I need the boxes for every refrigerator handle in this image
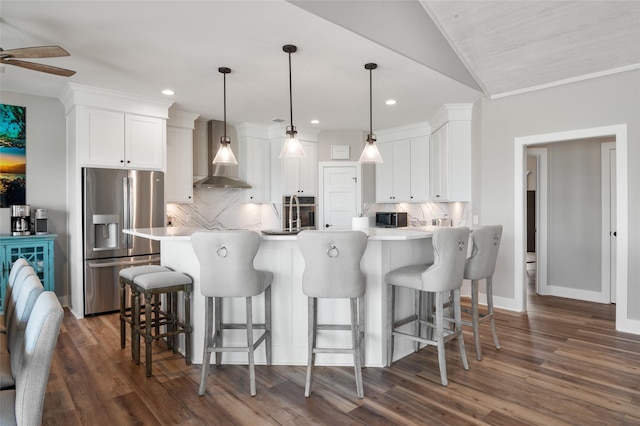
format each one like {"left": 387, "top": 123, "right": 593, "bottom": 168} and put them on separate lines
{"left": 123, "top": 176, "right": 132, "bottom": 248}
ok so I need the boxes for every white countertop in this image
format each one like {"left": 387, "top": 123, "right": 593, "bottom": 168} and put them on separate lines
{"left": 123, "top": 226, "right": 436, "bottom": 241}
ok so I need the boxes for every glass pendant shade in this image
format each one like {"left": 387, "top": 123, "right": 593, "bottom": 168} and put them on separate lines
{"left": 212, "top": 66, "right": 238, "bottom": 166}
{"left": 212, "top": 136, "right": 237, "bottom": 165}
{"left": 359, "top": 134, "right": 383, "bottom": 163}
{"left": 279, "top": 126, "right": 306, "bottom": 158}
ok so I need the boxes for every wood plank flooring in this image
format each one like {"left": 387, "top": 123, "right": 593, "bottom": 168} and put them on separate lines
{"left": 42, "top": 292, "right": 640, "bottom": 425}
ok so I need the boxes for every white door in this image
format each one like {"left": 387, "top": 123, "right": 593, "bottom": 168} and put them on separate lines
{"left": 610, "top": 148, "right": 617, "bottom": 302}
{"left": 322, "top": 166, "right": 357, "bottom": 229}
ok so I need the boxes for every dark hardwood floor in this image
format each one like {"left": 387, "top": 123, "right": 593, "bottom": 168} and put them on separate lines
{"left": 42, "top": 290, "right": 640, "bottom": 425}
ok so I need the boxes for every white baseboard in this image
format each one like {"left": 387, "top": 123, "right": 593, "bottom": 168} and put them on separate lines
{"left": 616, "top": 317, "right": 640, "bottom": 335}
{"left": 546, "top": 285, "right": 609, "bottom": 304}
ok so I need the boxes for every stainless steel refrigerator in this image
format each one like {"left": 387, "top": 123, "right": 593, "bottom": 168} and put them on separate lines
{"left": 83, "top": 168, "right": 165, "bottom": 315}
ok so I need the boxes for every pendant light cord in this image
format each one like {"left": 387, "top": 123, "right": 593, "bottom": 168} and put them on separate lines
{"left": 288, "top": 50, "right": 293, "bottom": 128}
{"left": 223, "top": 71, "right": 227, "bottom": 140}
{"left": 369, "top": 66, "right": 373, "bottom": 137}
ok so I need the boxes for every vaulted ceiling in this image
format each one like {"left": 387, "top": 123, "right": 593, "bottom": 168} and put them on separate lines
{"left": 1, "top": 1, "right": 638, "bottom": 131}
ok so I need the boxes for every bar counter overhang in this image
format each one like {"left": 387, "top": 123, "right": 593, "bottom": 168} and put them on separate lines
{"left": 123, "top": 226, "right": 437, "bottom": 367}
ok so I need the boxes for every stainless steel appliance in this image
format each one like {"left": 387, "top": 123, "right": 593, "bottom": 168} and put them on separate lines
{"left": 432, "top": 216, "right": 452, "bottom": 226}
{"left": 34, "top": 208, "right": 48, "bottom": 235}
{"left": 375, "top": 212, "right": 408, "bottom": 228}
{"left": 10, "top": 204, "right": 31, "bottom": 236}
{"left": 82, "top": 168, "right": 165, "bottom": 315}
{"left": 282, "top": 195, "right": 316, "bottom": 231}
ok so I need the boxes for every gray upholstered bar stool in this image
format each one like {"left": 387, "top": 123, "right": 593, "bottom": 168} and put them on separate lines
{"left": 191, "top": 230, "right": 273, "bottom": 397}
{"left": 131, "top": 270, "right": 193, "bottom": 377}
{"left": 297, "top": 230, "right": 368, "bottom": 399}
{"left": 386, "top": 227, "right": 470, "bottom": 386}
{"left": 119, "top": 265, "right": 170, "bottom": 356}
{"left": 463, "top": 225, "right": 503, "bottom": 360}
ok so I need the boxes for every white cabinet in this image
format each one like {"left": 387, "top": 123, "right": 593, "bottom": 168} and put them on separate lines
{"left": 375, "top": 136, "right": 429, "bottom": 203}
{"left": 282, "top": 140, "right": 317, "bottom": 196}
{"left": 79, "top": 106, "right": 165, "bottom": 170}
{"left": 166, "top": 111, "right": 199, "bottom": 203}
{"left": 237, "top": 123, "right": 270, "bottom": 203}
{"left": 429, "top": 121, "right": 471, "bottom": 202}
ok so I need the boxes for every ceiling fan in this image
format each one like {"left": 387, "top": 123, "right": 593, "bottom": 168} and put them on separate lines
{"left": 0, "top": 45, "right": 76, "bottom": 77}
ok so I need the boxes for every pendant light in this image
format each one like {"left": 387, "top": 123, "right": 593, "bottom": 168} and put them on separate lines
{"left": 359, "top": 63, "right": 383, "bottom": 163}
{"left": 212, "top": 67, "right": 238, "bottom": 165}
{"left": 279, "top": 44, "right": 306, "bottom": 158}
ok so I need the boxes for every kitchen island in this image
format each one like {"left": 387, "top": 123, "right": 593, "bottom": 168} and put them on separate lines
{"left": 123, "top": 226, "right": 436, "bottom": 367}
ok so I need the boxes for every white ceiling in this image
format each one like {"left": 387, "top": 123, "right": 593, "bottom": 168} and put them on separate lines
{"left": 1, "top": 1, "right": 638, "bottom": 132}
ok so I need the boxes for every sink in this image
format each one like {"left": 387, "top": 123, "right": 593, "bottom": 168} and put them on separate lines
{"left": 261, "top": 228, "right": 301, "bottom": 236}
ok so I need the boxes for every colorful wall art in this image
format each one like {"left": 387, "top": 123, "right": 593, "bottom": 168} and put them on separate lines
{"left": 0, "top": 104, "right": 27, "bottom": 207}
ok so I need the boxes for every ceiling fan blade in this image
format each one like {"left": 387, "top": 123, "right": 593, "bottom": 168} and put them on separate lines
{"left": 0, "top": 45, "right": 70, "bottom": 59}
{"left": 0, "top": 58, "right": 76, "bottom": 77}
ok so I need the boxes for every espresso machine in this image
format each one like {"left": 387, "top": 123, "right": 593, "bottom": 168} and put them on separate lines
{"left": 11, "top": 204, "right": 31, "bottom": 236}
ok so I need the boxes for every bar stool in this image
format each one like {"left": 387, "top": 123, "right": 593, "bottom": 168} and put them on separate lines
{"left": 131, "top": 270, "right": 193, "bottom": 377}
{"left": 297, "top": 230, "right": 368, "bottom": 399}
{"left": 119, "top": 265, "right": 170, "bottom": 357}
{"left": 191, "top": 230, "right": 273, "bottom": 397}
{"left": 463, "top": 225, "right": 503, "bottom": 360}
{"left": 386, "top": 227, "right": 470, "bottom": 386}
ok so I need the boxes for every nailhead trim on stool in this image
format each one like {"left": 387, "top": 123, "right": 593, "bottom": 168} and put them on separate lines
{"left": 131, "top": 271, "right": 193, "bottom": 377}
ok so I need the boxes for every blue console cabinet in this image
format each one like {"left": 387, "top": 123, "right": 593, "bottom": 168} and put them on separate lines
{"left": 0, "top": 234, "right": 56, "bottom": 314}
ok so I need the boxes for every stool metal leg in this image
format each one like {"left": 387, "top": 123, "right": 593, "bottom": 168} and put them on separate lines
{"left": 214, "top": 297, "right": 223, "bottom": 367}
{"left": 358, "top": 295, "right": 365, "bottom": 366}
{"left": 120, "top": 279, "right": 127, "bottom": 349}
{"left": 304, "top": 297, "right": 317, "bottom": 397}
{"left": 454, "top": 288, "right": 470, "bottom": 372}
{"left": 471, "top": 279, "right": 482, "bottom": 360}
{"left": 199, "top": 297, "right": 213, "bottom": 396}
{"left": 386, "top": 284, "right": 395, "bottom": 367}
{"left": 486, "top": 277, "right": 501, "bottom": 350}
{"left": 435, "top": 291, "right": 448, "bottom": 386}
{"left": 184, "top": 287, "right": 192, "bottom": 365}
{"left": 132, "top": 287, "right": 141, "bottom": 364}
{"left": 145, "top": 291, "right": 153, "bottom": 377}
{"left": 246, "top": 296, "right": 256, "bottom": 396}
{"left": 351, "top": 298, "right": 364, "bottom": 399}
{"left": 265, "top": 286, "right": 272, "bottom": 366}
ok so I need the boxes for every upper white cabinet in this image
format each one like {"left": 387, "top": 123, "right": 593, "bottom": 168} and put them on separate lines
{"left": 166, "top": 111, "right": 199, "bottom": 203}
{"left": 429, "top": 104, "right": 472, "bottom": 202}
{"left": 62, "top": 83, "right": 173, "bottom": 171}
{"left": 375, "top": 123, "right": 430, "bottom": 203}
{"left": 282, "top": 140, "right": 317, "bottom": 196}
{"left": 269, "top": 124, "right": 319, "bottom": 202}
{"left": 237, "top": 123, "right": 271, "bottom": 203}
{"left": 77, "top": 107, "right": 165, "bottom": 169}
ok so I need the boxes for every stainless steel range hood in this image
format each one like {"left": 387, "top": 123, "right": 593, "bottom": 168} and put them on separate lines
{"left": 193, "top": 120, "right": 251, "bottom": 189}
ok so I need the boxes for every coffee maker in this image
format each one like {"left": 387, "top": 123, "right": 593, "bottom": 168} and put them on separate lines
{"left": 11, "top": 204, "right": 31, "bottom": 236}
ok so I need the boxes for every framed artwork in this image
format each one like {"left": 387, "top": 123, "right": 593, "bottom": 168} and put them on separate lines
{"left": 0, "top": 104, "right": 27, "bottom": 207}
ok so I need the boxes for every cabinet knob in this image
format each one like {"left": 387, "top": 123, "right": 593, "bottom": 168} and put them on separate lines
{"left": 325, "top": 224, "right": 332, "bottom": 228}
{"left": 120, "top": 160, "right": 124, "bottom": 163}
{"left": 127, "top": 160, "right": 131, "bottom": 164}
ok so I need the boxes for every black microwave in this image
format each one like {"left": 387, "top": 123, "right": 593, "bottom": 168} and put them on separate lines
{"left": 375, "top": 212, "right": 408, "bottom": 228}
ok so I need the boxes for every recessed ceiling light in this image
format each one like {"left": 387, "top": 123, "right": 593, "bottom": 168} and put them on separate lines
{"left": 162, "top": 89, "right": 175, "bottom": 96}
{"left": 385, "top": 99, "right": 397, "bottom": 105}
{"left": 310, "top": 119, "right": 319, "bottom": 124}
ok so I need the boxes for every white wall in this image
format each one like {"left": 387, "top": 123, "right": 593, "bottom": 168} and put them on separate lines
{"left": 478, "top": 70, "right": 640, "bottom": 323}
{"left": 0, "top": 91, "right": 68, "bottom": 300}
{"left": 317, "top": 129, "right": 367, "bottom": 162}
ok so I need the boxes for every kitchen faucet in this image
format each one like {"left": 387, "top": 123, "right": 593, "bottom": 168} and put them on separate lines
{"left": 288, "top": 193, "right": 301, "bottom": 231}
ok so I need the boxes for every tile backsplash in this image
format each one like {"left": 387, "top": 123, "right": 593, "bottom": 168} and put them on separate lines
{"left": 167, "top": 188, "right": 470, "bottom": 230}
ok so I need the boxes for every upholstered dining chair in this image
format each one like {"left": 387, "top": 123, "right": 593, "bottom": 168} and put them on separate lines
{"left": 386, "top": 227, "right": 470, "bottom": 386}
{"left": 0, "top": 291, "right": 63, "bottom": 426}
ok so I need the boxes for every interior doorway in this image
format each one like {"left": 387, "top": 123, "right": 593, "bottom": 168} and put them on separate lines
{"left": 514, "top": 125, "right": 630, "bottom": 332}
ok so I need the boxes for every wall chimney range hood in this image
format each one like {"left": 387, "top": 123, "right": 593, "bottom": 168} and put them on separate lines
{"left": 193, "top": 120, "right": 251, "bottom": 189}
